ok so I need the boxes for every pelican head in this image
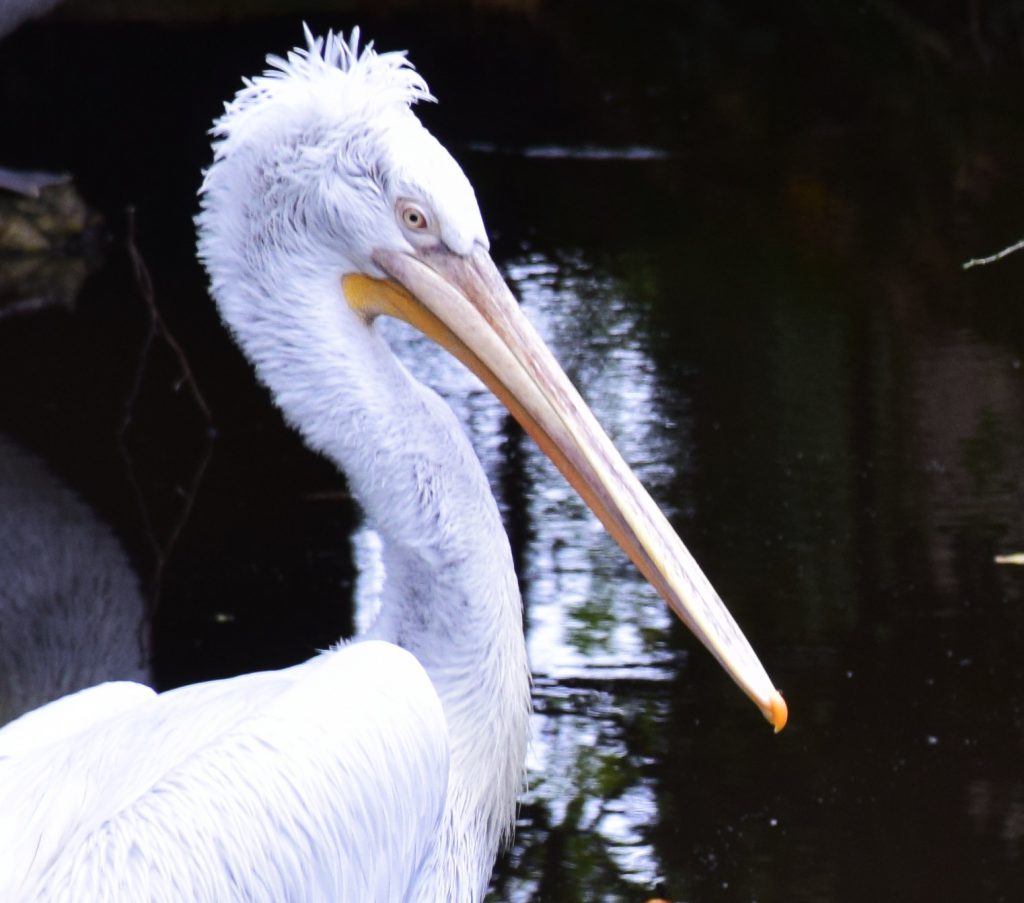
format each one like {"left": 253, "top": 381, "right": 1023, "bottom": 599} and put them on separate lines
{"left": 198, "top": 29, "right": 483, "bottom": 316}
{"left": 197, "top": 29, "right": 786, "bottom": 731}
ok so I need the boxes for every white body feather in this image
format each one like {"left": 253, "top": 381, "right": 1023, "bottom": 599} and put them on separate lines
{"left": 0, "top": 30, "right": 529, "bottom": 901}
{"left": 0, "top": 644, "right": 449, "bottom": 900}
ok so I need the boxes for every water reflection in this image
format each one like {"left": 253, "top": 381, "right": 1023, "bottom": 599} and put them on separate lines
{"left": 0, "top": 178, "right": 102, "bottom": 317}
{"left": 509, "top": 254, "right": 681, "bottom": 686}
{"left": 911, "top": 328, "right": 1024, "bottom": 590}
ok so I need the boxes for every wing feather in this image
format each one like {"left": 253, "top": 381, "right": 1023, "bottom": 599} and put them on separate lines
{"left": 0, "top": 640, "right": 448, "bottom": 902}
{"left": 0, "top": 681, "right": 156, "bottom": 759}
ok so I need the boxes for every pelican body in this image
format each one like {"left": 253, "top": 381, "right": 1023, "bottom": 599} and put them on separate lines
{"left": 0, "top": 30, "right": 785, "bottom": 901}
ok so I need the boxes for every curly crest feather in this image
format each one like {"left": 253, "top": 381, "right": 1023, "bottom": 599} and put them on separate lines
{"left": 209, "top": 25, "right": 434, "bottom": 160}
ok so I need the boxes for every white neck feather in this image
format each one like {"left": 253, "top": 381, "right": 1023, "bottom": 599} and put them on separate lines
{"left": 203, "top": 232, "right": 530, "bottom": 897}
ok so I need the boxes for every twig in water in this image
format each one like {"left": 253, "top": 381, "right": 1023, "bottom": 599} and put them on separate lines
{"left": 123, "top": 208, "right": 212, "bottom": 422}
{"left": 119, "top": 207, "right": 215, "bottom": 616}
{"left": 962, "top": 237, "right": 1024, "bottom": 270}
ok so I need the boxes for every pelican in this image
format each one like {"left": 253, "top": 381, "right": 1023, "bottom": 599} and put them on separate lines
{"left": 0, "top": 435, "right": 148, "bottom": 730}
{"left": 0, "top": 0, "right": 61, "bottom": 39}
{"left": 0, "top": 29, "right": 786, "bottom": 901}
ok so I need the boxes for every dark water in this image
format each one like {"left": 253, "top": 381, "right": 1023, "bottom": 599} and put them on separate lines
{"left": 2, "top": 5, "right": 1023, "bottom": 901}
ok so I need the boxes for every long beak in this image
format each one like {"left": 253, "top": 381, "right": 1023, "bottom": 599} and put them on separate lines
{"left": 343, "top": 243, "right": 787, "bottom": 732}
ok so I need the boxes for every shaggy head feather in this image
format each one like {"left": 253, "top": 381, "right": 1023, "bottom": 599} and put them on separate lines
{"left": 198, "top": 25, "right": 485, "bottom": 303}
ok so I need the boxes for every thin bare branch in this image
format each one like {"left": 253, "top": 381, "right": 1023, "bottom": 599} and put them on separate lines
{"left": 119, "top": 208, "right": 215, "bottom": 614}
{"left": 962, "top": 237, "right": 1024, "bottom": 270}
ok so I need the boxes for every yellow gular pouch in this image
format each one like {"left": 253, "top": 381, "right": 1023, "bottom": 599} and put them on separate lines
{"left": 342, "top": 272, "right": 416, "bottom": 325}
{"left": 341, "top": 270, "right": 501, "bottom": 417}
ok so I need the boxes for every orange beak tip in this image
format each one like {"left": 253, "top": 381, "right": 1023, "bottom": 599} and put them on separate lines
{"left": 769, "top": 689, "right": 788, "bottom": 733}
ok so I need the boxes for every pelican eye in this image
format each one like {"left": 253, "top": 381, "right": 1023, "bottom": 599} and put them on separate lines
{"left": 400, "top": 203, "right": 430, "bottom": 232}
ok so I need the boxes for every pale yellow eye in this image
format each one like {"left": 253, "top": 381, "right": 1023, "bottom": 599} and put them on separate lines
{"left": 402, "top": 205, "right": 428, "bottom": 231}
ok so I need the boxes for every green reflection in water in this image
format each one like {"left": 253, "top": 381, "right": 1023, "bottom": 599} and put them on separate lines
{"left": 490, "top": 688, "right": 670, "bottom": 902}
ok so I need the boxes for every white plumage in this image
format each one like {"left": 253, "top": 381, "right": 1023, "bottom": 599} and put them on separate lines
{"left": 0, "top": 28, "right": 784, "bottom": 901}
{"left": 3, "top": 643, "right": 449, "bottom": 900}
